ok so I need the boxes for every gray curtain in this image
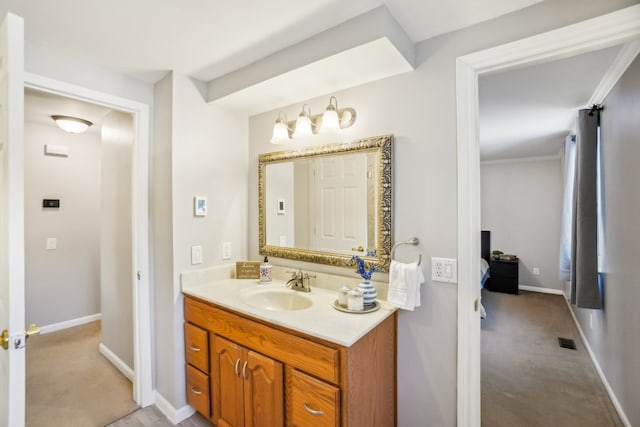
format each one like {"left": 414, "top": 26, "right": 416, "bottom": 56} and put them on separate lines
{"left": 570, "top": 108, "right": 602, "bottom": 309}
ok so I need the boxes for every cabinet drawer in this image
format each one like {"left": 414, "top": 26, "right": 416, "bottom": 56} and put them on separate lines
{"left": 185, "top": 322, "right": 209, "bottom": 373}
{"left": 287, "top": 369, "right": 339, "bottom": 427}
{"left": 186, "top": 364, "right": 210, "bottom": 418}
{"left": 490, "top": 261, "right": 518, "bottom": 278}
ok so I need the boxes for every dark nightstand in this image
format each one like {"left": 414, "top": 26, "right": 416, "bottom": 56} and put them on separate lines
{"left": 488, "top": 259, "right": 519, "bottom": 294}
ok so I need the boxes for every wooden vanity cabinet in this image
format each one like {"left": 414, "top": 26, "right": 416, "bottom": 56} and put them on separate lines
{"left": 184, "top": 295, "right": 397, "bottom": 427}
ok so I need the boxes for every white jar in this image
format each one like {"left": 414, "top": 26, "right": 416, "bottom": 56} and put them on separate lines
{"left": 347, "top": 288, "right": 364, "bottom": 311}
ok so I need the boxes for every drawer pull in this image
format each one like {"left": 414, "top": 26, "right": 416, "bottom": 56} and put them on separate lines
{"left": 234, "top": 358, "right": 241, "bottom": 377}
{"left": 242, "top": 361, "right": 248, "bottom": 380}
{"left": 190, "top": 386, "right": 203, "bottom": 396}
{"left": 303, "top": 403, "right": 324, "bottom": 416}
{"left": 189, "top": 345, "right": 201, "bottom": 352}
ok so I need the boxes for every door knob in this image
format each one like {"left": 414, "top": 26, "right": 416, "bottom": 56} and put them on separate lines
{"left": 1, "top": 329, "right": 8, "bottom": 350}
{"left": 25, "top": 324, "right": 40, "bottom": 340}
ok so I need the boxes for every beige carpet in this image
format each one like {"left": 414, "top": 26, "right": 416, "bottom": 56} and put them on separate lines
{"left": 481, "top": 290, "right": 622, "bottom": 427}
{"left": 26, "top": 321, "right": 138, "bottom": 427}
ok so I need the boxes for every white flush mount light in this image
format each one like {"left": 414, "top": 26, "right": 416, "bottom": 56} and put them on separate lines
{"left": 270, "top": 96, "right": 356, "bottom": 145}
{"left": 51, "top": 115, "right": 93, "bottom": 134}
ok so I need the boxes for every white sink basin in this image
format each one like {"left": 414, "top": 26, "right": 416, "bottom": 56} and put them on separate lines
{"left": 242, "top": 289, "right": 312, "bottom": 311}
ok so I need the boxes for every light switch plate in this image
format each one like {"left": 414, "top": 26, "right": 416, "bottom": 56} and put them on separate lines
{"left": 191, "top": 245, "right": 203, "bottom": 265}
{"left": 46, "top": 237, "right": 57, "bottom": 250}
{"left": 431, "top": 257, "right": 457, "bottom": 283}
{"left": 222, "top": 242, "right": 232, "bottom": 260}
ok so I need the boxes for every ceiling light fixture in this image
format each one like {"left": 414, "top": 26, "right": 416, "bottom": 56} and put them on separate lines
{"left": 270, "top": 96, "right": 356, "bottom": 145}
{"left": 51, "top": 115, "right": 93, "bottom": 134}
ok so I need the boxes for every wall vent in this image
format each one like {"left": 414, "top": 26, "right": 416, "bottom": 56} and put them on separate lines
{"left": 558, "top": 337, "right": 577, "bottom": 350}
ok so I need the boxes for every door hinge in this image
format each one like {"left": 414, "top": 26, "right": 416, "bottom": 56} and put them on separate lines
{"left": 137, "top": 271, "right": 142, "bottom": 280}
{"left": 474, "top": 299, "right": 479, "bottom": 312}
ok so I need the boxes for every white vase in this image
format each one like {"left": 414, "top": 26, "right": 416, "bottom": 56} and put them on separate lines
{"left": 358, "top": 281, "right": 377, "bottom": 307}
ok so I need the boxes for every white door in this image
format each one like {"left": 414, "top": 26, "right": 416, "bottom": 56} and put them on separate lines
{"left": 313, "top": 153, "right": 367, "bottom": 253}
{"left": 0, "top": 12, "right": 25, "bottom": 427}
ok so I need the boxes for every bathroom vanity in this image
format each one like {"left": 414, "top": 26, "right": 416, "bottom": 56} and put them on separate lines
{"left": 182, "top": 276, "right": 397, "bottom": 427}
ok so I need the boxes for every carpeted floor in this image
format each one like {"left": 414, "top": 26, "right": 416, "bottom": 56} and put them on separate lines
{"left": 481, "top": 290, "right": 623, "bottom": 427}
{"left": 26, "top": 321, "right": 138, "bottom": 427}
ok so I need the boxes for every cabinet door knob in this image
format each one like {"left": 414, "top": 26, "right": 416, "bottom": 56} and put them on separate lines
{"left": 303, "top": 403, "right": 324, "bottom": 416}
{"left": 190, "top": 386, "right": 202, "bottom": 396}
{"left": 234, "top": 358, "right": 241, "bottom": 377}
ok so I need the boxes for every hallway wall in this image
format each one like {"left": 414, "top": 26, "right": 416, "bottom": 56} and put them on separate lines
{"left": 24, "top": 121, "right": 101, "bottom": 327}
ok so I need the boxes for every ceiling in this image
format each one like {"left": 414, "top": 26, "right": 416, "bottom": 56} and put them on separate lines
{"left": 14, "top": 1, "right": 632, "bottom": 160}
{"left": 479, "top": 44, "right": 624, "bottom": 161}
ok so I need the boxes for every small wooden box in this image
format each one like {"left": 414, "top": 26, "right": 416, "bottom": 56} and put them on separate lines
{"left": 235, "top": 261, "right": 261, "bottom": 279}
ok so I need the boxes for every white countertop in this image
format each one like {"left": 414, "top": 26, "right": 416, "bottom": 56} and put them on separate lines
{"left": 182, "top": 277, "right": 396, "bottom": 347}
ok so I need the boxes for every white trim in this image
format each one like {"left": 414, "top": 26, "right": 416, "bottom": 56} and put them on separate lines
{"left": 38, "top": 313, "right": 101, "bottom": 334}
{"left": 563, "top": 297, "right": 632, "bottom": 427}
{"left": 587, "top": 39, "right": 640, "bottom": 106}
{"left": 153, "top": 390, "right": 196, "bottom": 425}
{"left": 480, "top": 153, "right": 561, "bottom": 165}
{"left": 99, "top": 343, "right": 134, "bottom": 382}
{"left": 456, "top": 4, "right": 640, "bottom": 426}
{"left": 518, "top": 285, "right": 564, "bottom": 295}
{"left": 23, "top": 72, "right": 154, "bottom": 408}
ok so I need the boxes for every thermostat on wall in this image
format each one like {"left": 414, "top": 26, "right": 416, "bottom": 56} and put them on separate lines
{"left": 42, "top": 199, "right": 60, "bottom": 208}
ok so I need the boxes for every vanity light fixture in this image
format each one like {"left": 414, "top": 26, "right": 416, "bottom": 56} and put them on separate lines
{"left": 269, "top": 96, "right": 356, "bottom": 144}
{"left": 51, "top": 115, "right": 93, "bottom": 134}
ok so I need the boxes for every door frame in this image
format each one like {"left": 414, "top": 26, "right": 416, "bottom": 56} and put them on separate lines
{"left": 24, "top": 73, "right": 154, "bottom": 407}
{"left": 455, "top": 4, "right": 640, "bottom": 426}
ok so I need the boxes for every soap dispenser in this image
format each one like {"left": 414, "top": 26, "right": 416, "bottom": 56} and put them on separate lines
{"left": 260, "top": 256, "right": 272, "bottom": 283}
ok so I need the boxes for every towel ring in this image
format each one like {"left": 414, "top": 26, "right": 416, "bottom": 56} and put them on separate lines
{"left": 391, "top": 237, "right": 422, "bottom": 266}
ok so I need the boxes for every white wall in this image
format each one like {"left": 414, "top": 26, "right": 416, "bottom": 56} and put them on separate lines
{"left": 100, "top": 110, "right": 134, "bottom": 370}
{"left": 152, "top": 72, "right": 249, "bottom": 409}
{"left": 571, "top": 54, "right": 640, "bottom": 426}
{"left": 481, "top": 157, "right": 564, "bottom": 291}
{"left": 24, "top": 122, "right": 101, "bottom": 326}
{"left": 248, "top": 1, "right": 637, "bottom": 424}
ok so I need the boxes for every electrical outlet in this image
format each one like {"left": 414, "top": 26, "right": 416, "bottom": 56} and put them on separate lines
{"left": 533, "top": 267, "right": 540, "bottom": 275}
{"left": 222, "top": 242, "right": 232, "bottom": 260}
{"left": 431, "top": 257, "right": 457, "bottom": 283}
{"left": 46, "top": 237, "right": 57, "bottom": 250}
{"left": 191, "top": 245, "right": 203, "bottom": 265}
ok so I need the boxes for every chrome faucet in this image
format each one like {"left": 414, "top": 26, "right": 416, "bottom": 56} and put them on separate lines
{"left": 286, "top": 269, "right": 315, "bottom": 292}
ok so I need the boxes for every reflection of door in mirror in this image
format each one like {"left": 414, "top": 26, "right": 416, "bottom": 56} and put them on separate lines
{"left": 312, "top": 153, "right": 367, "bottom": 254}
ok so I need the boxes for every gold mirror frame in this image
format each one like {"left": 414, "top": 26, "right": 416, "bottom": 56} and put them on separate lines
{"left": 258, "top": 134, "right": 392, "bottom": 272}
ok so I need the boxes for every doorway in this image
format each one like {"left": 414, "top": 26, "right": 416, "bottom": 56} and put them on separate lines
{"left": 455, "top": 5, "right": 640, "bottom": 425}
{"left": 24, "top": 88, "right": 138, "bottom": 425}
{"left": 23, "top": 73, "right": 153, "bottom": 409}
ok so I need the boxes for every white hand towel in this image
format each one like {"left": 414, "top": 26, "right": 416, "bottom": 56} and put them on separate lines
{"left": 387, "top": 260, "right": 425, "bottom": 311}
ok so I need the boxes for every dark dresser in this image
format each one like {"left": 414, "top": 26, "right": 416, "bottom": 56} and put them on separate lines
{"left": 488, "top": 259, "right": 519, "bottom": 294}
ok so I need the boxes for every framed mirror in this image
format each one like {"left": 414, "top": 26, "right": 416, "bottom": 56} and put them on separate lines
{"left": 259, "top": 135, "right": 392, "bottom": 271}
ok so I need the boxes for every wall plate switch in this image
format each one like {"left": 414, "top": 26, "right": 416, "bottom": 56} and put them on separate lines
{"left": 191, "top": 245, "right": 203, "bottom": 265}
{"left": 222, "top": 242, "right": 232, "bottom": 260}
{"left": 46, "top": 237, "right": 57, "bottom": 250}
{"left": 431, "top": 257, "right": 457, "bottom": 283}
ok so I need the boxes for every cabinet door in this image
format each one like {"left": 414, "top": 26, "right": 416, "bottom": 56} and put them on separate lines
{"left": 287, "top": 369, "right": 340, "bottom": 427}
{"left": 212, "top": 336, "right": 245, "bottom": 427}
{"left": 243, "top": 350, "right": 284, "bottom": 427}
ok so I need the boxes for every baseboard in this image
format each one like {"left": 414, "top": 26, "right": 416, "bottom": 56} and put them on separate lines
{"left": 154, "top": 390, "right": 195, "bottom": 424}
{"left": 562, "top": 295, "right": 632, "bottom": 427}
{"left": 518, "top": 285, "right": 564, "bottom": 295}
{"left": 99, "top": 343, "right": 134, "bottom": 382}
{"left": 39, "top": 313, "right": 102, "bottom": 334}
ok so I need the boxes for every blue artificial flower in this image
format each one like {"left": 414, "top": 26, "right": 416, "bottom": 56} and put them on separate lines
{"left": 350, "top": 255, "right": 377, "bottom": 281}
